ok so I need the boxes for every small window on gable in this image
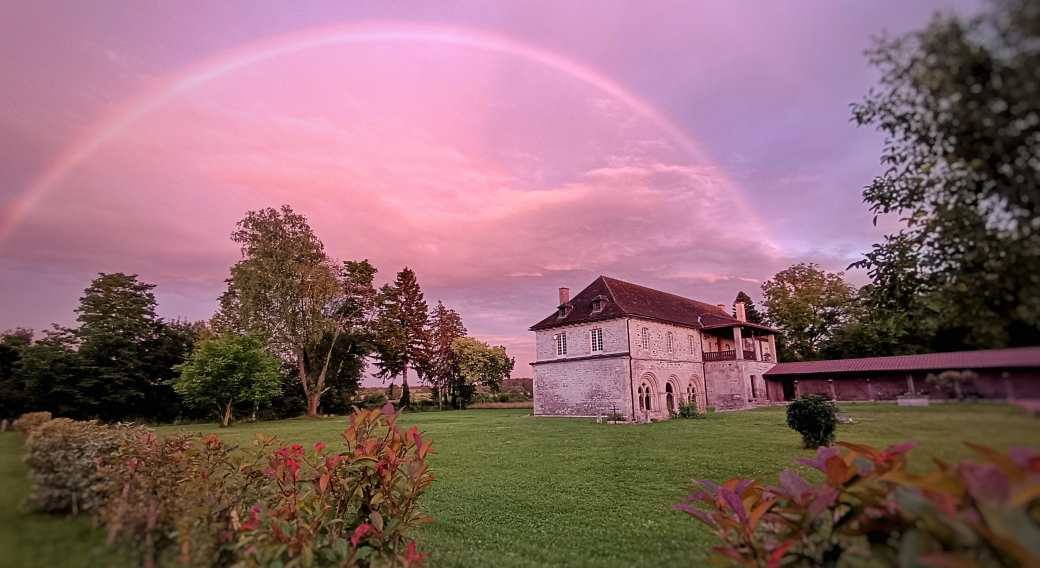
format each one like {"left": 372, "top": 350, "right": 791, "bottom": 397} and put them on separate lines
{"left": 667, "top": 332, "right": 674, "bottom": 354}
{"left": 591, "top": 328, "right": 604, "bottom": 352}
{"left": 557, "top": 306, "right": 567, "bottom": 318}
{"left": 640, "top": 327, "right": 649, "bottom": 351}
{"left": 554, "top": 333, "right": 568, "bottom": 356}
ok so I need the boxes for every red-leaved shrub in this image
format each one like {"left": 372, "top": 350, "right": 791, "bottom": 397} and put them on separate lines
{"left": 674, "top": 441, "right": 1040, "bottom": 568}
{"left": 97, "top": 403, "right": 434, "bottom": 568}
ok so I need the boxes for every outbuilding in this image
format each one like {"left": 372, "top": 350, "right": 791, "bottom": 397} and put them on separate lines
{"left": 763, "top": 347, "right": 1040, "bottom": 402}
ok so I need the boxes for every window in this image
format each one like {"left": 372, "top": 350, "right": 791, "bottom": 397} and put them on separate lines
{"left": 667, "top": 332, "right": 674, "bottom": 354}
{"left": 640, "top": 327, "right": 649, "bottom": 350}
{"left": 590, "top": 328, "right": 604, "bottom": 352}
{"left": 637, "top": 386, "right": 645, "bottom": 410}
{"left": 591, "top": 299, "right": 602, "bottom": 312}
{"left": 688, "top": 335, "right": 695, "bottom": 356}
{"left": 557, "top": 306, "right": 567, "bottom": 318}
{"left": 554, "top": 333, "right": 568, "bottom": 356}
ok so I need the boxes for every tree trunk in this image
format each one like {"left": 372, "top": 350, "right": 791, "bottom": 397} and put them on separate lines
{"left": 222, "top": 401, "right": 233, "bottom": 427}
{"left": 308, "top": 323, "right": 344, "bottom": 417}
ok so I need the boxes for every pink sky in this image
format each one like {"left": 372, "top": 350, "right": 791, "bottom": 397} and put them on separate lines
{"left": 0, "top": 0, "right": 981, "bottom": 384}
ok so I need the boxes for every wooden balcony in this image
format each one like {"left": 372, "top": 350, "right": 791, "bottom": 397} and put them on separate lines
{"left": 704, "top": 350, "right": 736, "bottom": 362}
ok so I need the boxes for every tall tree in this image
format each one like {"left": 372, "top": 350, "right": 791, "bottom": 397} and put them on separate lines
{"left": 732, "top": 292, "right": 765, "bottom": 325}
{"left": 0, "top": 328, "right": 34, "bottom": 419}
{"left": 311, "top": 260, "right": 379, "bottom": 414}
{"left": 761, "top": 264, "right": 857, "bottom": 361}
{"left": 373, "top": 268, "right": 430, "bottom": 388}
{"left": 74, "top": 273, "right": 166, "bottom": 421}
{"left": 224, "top": 206, "right": 343, "bottom": 416}
{"left": 425, "top": 301, "right": 467, "bottom": 407}
{"left": 850, "top": 0, "right": 1040, "bottom": 349}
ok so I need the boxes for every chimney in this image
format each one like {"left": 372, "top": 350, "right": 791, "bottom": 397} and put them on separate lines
{"left": 717, "top": 304, "right": 726, "bottom": 313}
{"left": 735, "top": 301, "right": 747, "bottom": 322}
{"left": 559, "top": 287, "right": 570, "bottom": 305}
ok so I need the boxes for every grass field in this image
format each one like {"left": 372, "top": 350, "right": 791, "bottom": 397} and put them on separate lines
{"left": 3, "top": 403, "right": 1039, "bottom": 568}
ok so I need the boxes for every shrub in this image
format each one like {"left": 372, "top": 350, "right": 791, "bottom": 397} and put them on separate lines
{"left": 675, "top": 401, "right": 706, "bottom": 419}
{"left": 674, "top": 441, "right": 1040, "bottom": 568}
{"left": 357, "top": 392, "right": 389, "bottom": 410}
{"left": 95, "top": 403, "right": 434, "bottom": 567}
{"left": 785, "top": 394, "right": 837, "bottom": 449}
{"left": 23, "top": 418, "right": 149, "bottom": 515}
{"left": 13, "top": 411, "right": 52, "bottom": 435}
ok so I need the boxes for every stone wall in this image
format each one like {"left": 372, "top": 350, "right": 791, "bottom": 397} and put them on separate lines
{"left": 534, "top": 318, "right": 630, "bottom": 361}
{"left": 532, "top": 356, "right": 631, "bottom": 417}
{"left": 765, "top": 368, "right": 1040, "bottom": 402}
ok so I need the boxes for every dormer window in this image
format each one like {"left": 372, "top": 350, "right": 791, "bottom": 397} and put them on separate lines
{"left": 591, "top": 299, "right": 602, "bottom": 312}
{"left": 558, "top": 307, "right": 566, "bottom": 318}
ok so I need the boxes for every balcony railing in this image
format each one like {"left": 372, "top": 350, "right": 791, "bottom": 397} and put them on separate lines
{"left": 704, "top": 350, "right": 736, "bottom": 362}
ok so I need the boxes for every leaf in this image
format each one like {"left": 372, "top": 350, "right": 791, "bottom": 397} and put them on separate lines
{"left": 965, "top": 443, "right": 1024, "bottom": 482}
{"left": 747, "top": 499, "right": 776, "bottom": 529}
{"left": 381, "top": 402, "right": 395, "bottom": 416}
{"left": 369, "top": 511, "right": 384, "bottom": 532}
{"left": 919, "top": 553, "right": 987, "bottom": 568}
{"left": 693, "top": 478, "right": 720, "bottom": 494}
{"left": 825, "top": 456, "right": 851, "bottom": 485}
{"left": 779, "top": 469, "right": 808, "bottom": 501}
{"left": 837, "top": 441, "right": 882, "bottom": 458}
{"left": 720, "top": 488, "right": 747, "bottom": 522}
{"left": 768, "top": 541, "right": 796, "bottom": 568}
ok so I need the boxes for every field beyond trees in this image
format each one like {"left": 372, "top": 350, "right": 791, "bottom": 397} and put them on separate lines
{"left": 3, "top": 404, "right": 1039, "bottom": 568}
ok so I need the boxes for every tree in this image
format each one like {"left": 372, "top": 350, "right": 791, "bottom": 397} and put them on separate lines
{"left": 850, "top": 0, "right": 1040, "bottom": 350}
{"left": 223, "top": 206, "right": 343, "bottom": 416}
{"left": 732, "top": 292, "right": 765, "bottom": 325}
{"left": 373, "top": 268, "right": 430, "bottom": 390}
{"left": 451, "top": 337, "right": 514, "bottom": 396}
{"left": 16, "top": 326, "right": 90, "bottom": 419}
{"left": 761, "top": 264, "right": 857, "bottom": 361}
{"left": 399, "top": 382, "right": 411, "bottom": 408}
{"left": 74, "top": 273, "right": 181, "bottom": 421}
{"left": 0, "top": 328, "right": 33, "bottom": 419}
{"left": 173, "top": 333, "right": 282, "bottom": 427}
{"left": 424, "top": 301, "right": 467, "bottom": 407}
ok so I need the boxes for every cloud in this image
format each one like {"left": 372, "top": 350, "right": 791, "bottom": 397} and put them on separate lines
{"left": 0, "top": 39, "right": 787, "bottom": 375}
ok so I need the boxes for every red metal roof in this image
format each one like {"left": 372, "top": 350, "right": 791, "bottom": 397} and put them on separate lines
{"left": 530, "top": 276, "right": 780, "bottom": 333}
{"left": 764, "top": 347, "right": 1040, "bottom": 376}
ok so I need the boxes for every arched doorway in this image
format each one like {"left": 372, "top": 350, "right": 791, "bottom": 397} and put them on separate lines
{"left": 665, "top": 383, "right": 676, "bottom": 413}
{"left": 638, "top": 374, "right": 656, "bottom": 414}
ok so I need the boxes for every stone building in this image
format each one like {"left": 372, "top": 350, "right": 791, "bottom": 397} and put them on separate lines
{"left": 763, "top": 347, "right": 1040, "bottom": 402}
{"left": 529, "top": 276, "right": 781, "bottom": 421}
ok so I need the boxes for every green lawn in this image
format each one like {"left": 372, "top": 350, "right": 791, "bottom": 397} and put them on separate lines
{"left": 3, "top": 404, "right": 1039, "bottom": 568}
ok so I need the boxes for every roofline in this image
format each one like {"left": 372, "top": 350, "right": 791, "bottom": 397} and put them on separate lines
{"left": 532, "top": 313, "right": 780, "bottom": 334}
{"left": 763, "top": 347, "right": 1040, "bottom": 376}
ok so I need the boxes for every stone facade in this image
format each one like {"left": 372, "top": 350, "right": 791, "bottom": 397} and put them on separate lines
{"left": 533, "top": 316, "right": 776, "bottom": 420}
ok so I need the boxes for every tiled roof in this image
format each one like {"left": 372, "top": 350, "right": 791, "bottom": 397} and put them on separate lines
{"left": 764, "top": 347, "right": 1040, "bottom": 376}
{"left": 529, "top": 276, "right": 779, "bottom": 333}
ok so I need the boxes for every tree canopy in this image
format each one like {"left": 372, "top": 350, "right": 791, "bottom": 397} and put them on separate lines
{"left": 761, "top": 264, "right": 857, "bottom": 361}
{"left": 850, "top": 0, "right": 1040, "bottom": 350}
{"left": 173, "top": 332, "right": 282, "bottom": 427}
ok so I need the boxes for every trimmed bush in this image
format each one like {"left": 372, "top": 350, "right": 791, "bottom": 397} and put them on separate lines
{"left": 23, "top": 418, "right": 149, "bottom": 514}
{"left": 785, "top": 394, "right": 837, "bottom": 449}
{"left": 12, "top": 411, "right": 52, "bottom": 435}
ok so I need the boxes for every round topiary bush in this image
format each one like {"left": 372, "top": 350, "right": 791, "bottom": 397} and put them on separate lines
{"left": 786, "top": 394, "right": 837, "bottom": 449}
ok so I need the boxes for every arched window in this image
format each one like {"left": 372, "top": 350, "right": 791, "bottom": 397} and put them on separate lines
{"left": 641, "top": 327, "right": 649, "bottom": 350}
{"left": 667, "top": 332, "right": 674, "bottom": 354}
{"left": 687, "top": 383, "right": 695, "bottom": 404}
{"left": 637, "top": 386, "right": 645, "bottom": 410}
{"left": 665, "top": 383, "right": 675, "bottom": 412}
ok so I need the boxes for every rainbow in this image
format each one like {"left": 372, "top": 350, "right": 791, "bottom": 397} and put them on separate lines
{"left": 0, "top": 22, "right": 713, "bottom": 241}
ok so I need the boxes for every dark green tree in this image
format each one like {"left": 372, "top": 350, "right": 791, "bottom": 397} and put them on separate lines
{"left": 425, "top": 301, "right": 467, "bottom": 407}
{"left": 373, "top": 268, "right": 430, "bottom": 392}
{"left": 74, "top": 273, "right": 171, "bottom": 421}
{"left": 399, "top": 381, "right": 411, "bottom": 408}
{"left": 16, "top": 326, "right": 90, "bottom": 419}
{"left": 732, "top": 291, "right": 765, "bottom": 325}
{"left": 0, "top": 328, "right": 34, "bottom": 419}
{"left": 850, "top": 0, "right": 1040, "bottom": 350}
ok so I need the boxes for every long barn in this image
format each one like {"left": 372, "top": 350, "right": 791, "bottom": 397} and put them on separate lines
{"left": 763, "top": 347, "right": 1040, "bottom": 402}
